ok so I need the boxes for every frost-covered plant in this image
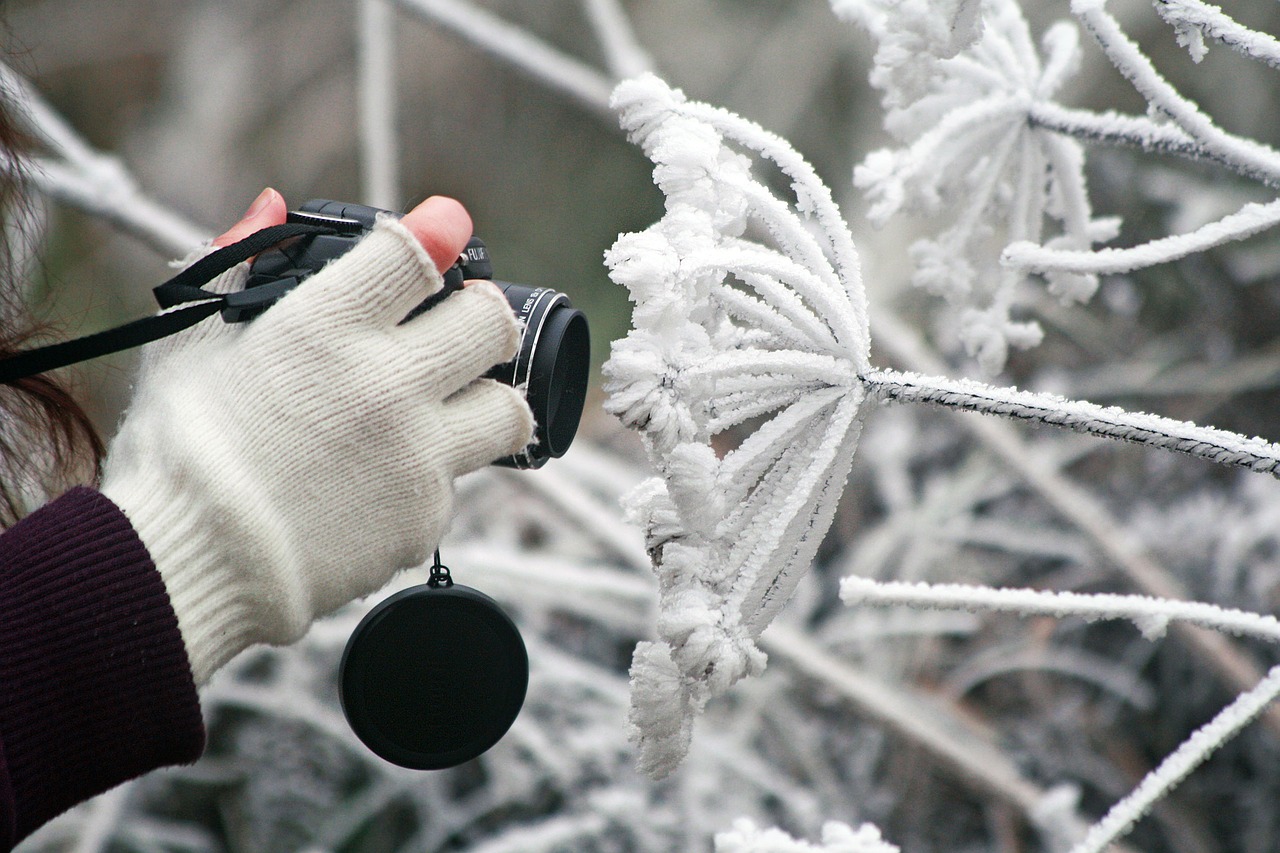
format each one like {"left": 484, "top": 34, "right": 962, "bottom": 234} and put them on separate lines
{"left": 836, "top": 0, "right": 1112, "bottom": 372}
{"left": 715, "top": 819, "right": 900, "bottom": 853}
{"left": 604, "top": 72, "right": 872, "bottom": 778}
{"left": 836, "top": 0, "right": 1280, "bottom": 373}
{"left": 603, "top": 66, "right": 1280, "bottom": 850}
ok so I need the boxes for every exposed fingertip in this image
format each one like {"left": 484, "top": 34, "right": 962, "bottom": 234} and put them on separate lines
{"left": 402, "top": 195, "right": 473, "bottom": 274}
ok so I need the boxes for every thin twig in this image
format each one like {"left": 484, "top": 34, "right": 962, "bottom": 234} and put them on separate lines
{"left": 1003, "top": 197, "right": 1280, "bottom": 276}
{"left": 358, "top": 0, "right": 401, "bottom": 210}
{"left": 871, "top": 308, "right": 1280, "bottom": 737}
{"left": 1155, "top": 0, "right": 1280, "bottom": 69}
{"left": 841, "top": 576, "right": 1280, "bottom": 644}
{"left": 1072, "top": 0, "right": 1280, "bottom": 186}
{"left": 1026, "top": 102, "right": 1272, "bottom": 183}
{"left": 0, "top": 64, "right": 208, "bottom": 256}
{"left": 862, "top": 367, "right": 1280, "bottom": 476}
{"left": 389, "top": 0, "right": 616, "bottom": 117}
{"left": 1070, "top": 663, "right": 1280, "bottom": 853}
{"left": 581, "top": 0, "right": 654, "bottom": 79}
{"left": 17, "top": 157, "right": 208, "bottom": 256}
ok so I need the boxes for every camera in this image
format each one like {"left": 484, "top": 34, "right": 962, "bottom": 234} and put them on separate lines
{"left": 244, "top": 199, "right": 590, "bottom": 469}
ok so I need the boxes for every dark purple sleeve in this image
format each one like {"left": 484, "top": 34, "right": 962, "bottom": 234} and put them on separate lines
{"left": 0, "top": 486, "right": 205, "bottom": 849}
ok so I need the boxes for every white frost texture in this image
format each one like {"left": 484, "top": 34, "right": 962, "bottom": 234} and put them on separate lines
{"left": 604, "top": 63, "right": 1280, "bottom": 849}
{"left": 715, "top": 819, "right": 901, "bottom": 853}
{"left": 602, "top": 68, "right": 1280, "bottom": 788}
{"left": 837, "top": 0, "right": 1111, "bottom": 372}
{"left": 603, "top": 73, "right": 872, "bottom": 779}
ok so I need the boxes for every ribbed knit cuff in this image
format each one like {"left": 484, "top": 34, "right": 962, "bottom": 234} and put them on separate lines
{"left": 0, "top": 487, "right": 204, "bottom": 848}
{"left": 101, "top": 462, "right": 264, "bottom": 687}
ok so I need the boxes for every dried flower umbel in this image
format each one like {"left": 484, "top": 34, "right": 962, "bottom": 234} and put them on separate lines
{"left": 605, "top": 64, "right": 1280, "bottom": 852}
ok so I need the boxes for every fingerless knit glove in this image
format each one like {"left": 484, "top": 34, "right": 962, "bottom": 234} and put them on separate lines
{"left": 101, "top": 218, "right": 533, "bottom": 684}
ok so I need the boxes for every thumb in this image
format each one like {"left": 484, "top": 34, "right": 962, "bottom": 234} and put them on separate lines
{"left": 214, "top": 188, "right": 288, "bottom": 247}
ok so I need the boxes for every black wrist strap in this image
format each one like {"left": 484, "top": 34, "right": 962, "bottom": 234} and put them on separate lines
{"left": 0, "top": 222, "right": 335, "bottom": 385}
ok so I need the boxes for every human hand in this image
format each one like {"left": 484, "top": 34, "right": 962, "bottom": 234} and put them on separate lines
{"left": 102, "top": 189, "right": 533, "bottom": 684}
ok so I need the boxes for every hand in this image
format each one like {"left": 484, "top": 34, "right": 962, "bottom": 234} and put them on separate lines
{"left": 102, "top": 190, "right": 534, "bottom": 684}
{"left": 211, "top": 188, "right": 473, "bottom": 273}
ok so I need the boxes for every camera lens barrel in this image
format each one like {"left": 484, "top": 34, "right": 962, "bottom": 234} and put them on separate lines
{"left": 486, "top": 282, "right": 590, "bottom": 469}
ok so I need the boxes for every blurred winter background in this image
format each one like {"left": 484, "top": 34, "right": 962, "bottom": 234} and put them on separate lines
{"left": 9, "top": 0, "right": 1280, "bottom": 851}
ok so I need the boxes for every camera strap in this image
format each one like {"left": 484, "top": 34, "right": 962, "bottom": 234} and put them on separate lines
{"left": 0, "top": 222, "right": 337, "bottom": 385}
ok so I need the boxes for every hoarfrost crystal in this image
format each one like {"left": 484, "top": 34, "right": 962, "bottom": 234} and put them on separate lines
{"left": 602, "top": 72, "right": 1280, "bottom": 785}
{"left": 603, "top": 74, "right": 872, "bottom": 778}
{"left": 837, "top": 0, "right": 1112, "bottom": 372}
{"left": 714, "top": 819, "right": 901, "bottom": 853}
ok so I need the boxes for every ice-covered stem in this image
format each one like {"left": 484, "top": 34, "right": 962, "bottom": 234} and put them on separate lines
{"left": 1155, "top": 0, "right": 1280, "bottom": 69}
{"left": 1072, "top": 0, "right": 1280, "bottom": 186}
{"left": 1025, "top": 102, "right": 1260, "bottom": 179}
{"left": 14, "top": 157, "right": 208, "bottom": 257}
{"left": 358, "top": 0, "right": 400, "bottom": 210}
{"left": 1004, "top": 197, "right": 1280, "bottom": 275}
{"left": 390, "top": 0, "right": 615, "bottom": 117}
{"left": 0, "top": 63, "right": 209, "bottom": 256}
{"left": 714, "top": 818, "right": 900, "bottom": 853}
{"left": 872, "top": 310, "right": 1280, "bottom": 736}
{"left": 840, "top": 577, "right": 1280, "bottom": 644}
{"left": 862, "top": 367, "right": 1280, "bottom": 477}
{"left": 1069, "top": 663, "right": 1280, "bottom": 853}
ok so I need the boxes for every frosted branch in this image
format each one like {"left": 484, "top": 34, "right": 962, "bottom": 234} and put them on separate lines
{"left": 0, "top": 63, "right": 97, "bottom": 165}
{"left": 862, "top": 367, "right": 1280, "bottom": 477}
{"left": 1027, "top": 102, "right": 1224, "bottom": 167}
{"left": 1069, "top": 663, "right": 1280, "bottom": 853}
{"left": 871, "top": 310, "right": 1280, "bottom": 731}
{"left": 1072, "top": 0, "right": 1280, "bottom": 185}
{"left": 840, "top": 576, "right": 1280, "bottom": 644}
{"left": 841, "top": 570, "right": 1280, "bottom": 851}
{"left": 390, "top": 0, "right": 615, "bottom": 117}
{"left": 14, "top": 156, "right": 209, "bottom": 257}
{"left": 581, "top": 0, "right": 654, "bottom": 79}
{"left": 358, "top": 0, "right": 401, "bottom": 210}
{"left": 1156, "top": 0, "right": 1280, "bottom": 69}
{"left": 1005, "top": 197, "right": 1280, "bottom": 275}
{"left": 0, "top": 64, "right": 208, "bottom": 256}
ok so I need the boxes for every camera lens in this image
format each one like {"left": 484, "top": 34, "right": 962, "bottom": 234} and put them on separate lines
{"left": 487, "top": 282, "right": 590, "bottom": 469}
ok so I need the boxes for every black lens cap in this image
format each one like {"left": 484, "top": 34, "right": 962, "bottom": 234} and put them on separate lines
{"left": 339, "top": 583, "right": 528, "bottom": 770}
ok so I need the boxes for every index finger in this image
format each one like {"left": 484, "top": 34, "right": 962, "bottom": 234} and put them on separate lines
{"left": 401, "top": 195, "right": 473, "bottom": 273}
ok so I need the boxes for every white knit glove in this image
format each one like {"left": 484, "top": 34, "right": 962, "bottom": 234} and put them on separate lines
{"left": 101, "top": 218, "right": 533, "bottom": 684}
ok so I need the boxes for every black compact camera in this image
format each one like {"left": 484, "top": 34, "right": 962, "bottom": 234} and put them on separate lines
{"left": 245, "top": 199, "right": 590, "bottom": 469}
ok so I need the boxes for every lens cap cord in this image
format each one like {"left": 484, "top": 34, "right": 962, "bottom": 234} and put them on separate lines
{"left": 339, "top": 548, "right": 529, "bottom": 770}
{"left": 427, "top": 550, "right": 452, "bottom": 588}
